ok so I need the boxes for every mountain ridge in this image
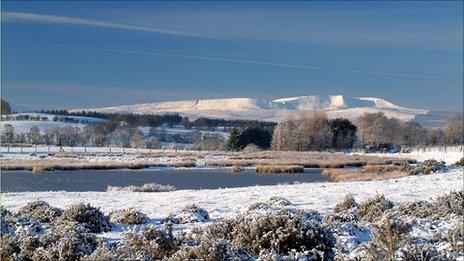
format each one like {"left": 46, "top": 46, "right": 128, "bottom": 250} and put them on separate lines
{"left": 72, "top": 95, "right": 428, "bottom": 122}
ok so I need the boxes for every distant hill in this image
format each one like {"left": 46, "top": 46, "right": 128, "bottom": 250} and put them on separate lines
{"left": 414, "top": 111, "right": 463, "bottom": 128}
{"left": 74, "top": 95, "right": 429, "bottom": 122}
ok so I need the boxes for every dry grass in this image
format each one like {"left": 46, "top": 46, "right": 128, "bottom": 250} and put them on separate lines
{"left": 31, "top": 165, "right": 43, "bottom": 175}
{"left": 169, "top": 160, "right": 196, "bottom": 168}
{"left": 323, "top": 168, "right": 409, "bottom": 182}
{"left": 231, "top": 165, "right": 244, "bottom": 173}
{"left": 363, "top": 164, "right": 402, "bottom": 174}
{"left": 256, "top": 165, "right": 304, "bottom": 174}
{"left": 206, "top": 151, "right": 414, "bottom": 169}
{"left": 0, "top": 158, "right": 169, "bottom": 172}
{"left": 1, "top": 150, "right": 415, "bottom": 174}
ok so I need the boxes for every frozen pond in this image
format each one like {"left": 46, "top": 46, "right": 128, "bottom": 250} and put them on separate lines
{"left": 1, "top": 168, "right": 331, "bottom": 192}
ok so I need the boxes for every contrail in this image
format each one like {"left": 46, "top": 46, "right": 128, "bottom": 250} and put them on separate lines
{"left": 2, "top": 11, "right": 222, "bottom": 39}
{"left": 8, "top": 41, "right": 453, "bottom": 80}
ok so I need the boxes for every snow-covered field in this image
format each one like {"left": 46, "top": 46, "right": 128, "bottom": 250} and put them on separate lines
{"left": 2, "top": 169, "right": 462, "bottom": 221}
{"left": 1, "top": 148, "right": 462, "bottom": 259}
{"left": 0, "top": 113, "right": 105, "bottom": 134}
{"left": 355, "top": 146, "right": 463, "bottom": 165}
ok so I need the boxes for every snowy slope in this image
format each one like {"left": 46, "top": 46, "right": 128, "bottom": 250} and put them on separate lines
{"left": 75, "top": 95, "right": 428, "bottom": 122}
{"left": 0, "top": 113, "right": 105, "bottom": 134}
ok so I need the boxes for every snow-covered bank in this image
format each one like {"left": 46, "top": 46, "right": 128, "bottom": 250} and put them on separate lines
{"left": 357, "top": 146, "right": 463, "bottom": 165}
{"left": 2, "top": 169, "right": 462, "bottom": 221}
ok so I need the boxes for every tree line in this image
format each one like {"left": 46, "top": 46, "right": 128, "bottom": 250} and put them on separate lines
{"left": 1, "top": 111, "right": 462, "bottom": 152}
{"left": 226, "top": 112, "right": 463, "bottom": 151}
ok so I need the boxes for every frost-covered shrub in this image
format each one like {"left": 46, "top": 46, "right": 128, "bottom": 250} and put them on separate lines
{"left": 267, "top": 196, "right": 292, "bottom": 206}
{"left": 169, "top": 237, "right": 248, "bottom": 261}
{"left": 409, "top": 160, "right": 447, "bottom": 175}
{"left": 247, "top": 202, "right": 271, "bottom": 212}
{"left": 364, "top": 217, "right": 410, "bottom": 261}
{"left": 0, "top": 235, "right": 20, "bottom": 260}
{"left": 324, "top": 211, "right": 360, "bottom": 228}
{"left": 166, "top": 205, "right": 210, "bottom": 224}
{"left": 1, "top": 207, "right": 16, "bottom": 236}
{"left": 433, "top": 190, "right": 464, "bottom": 218}
{"left": 18, "top": 201, "right": 63, "bottom": 223}
{"left": 445, "top": 221, "right": 464, "bottom": 253}
{"left": 60, "top": 203, "right": 111, "bottom": 233}
{"left": 399, "top": 244, "right": 445, "bottom": 261}
{"left": 109, "top": 209, "right": 147, "bottom": 224}
{"left": 395, "top": 200, "right": 435, "bottom": 219}
{"left": 453, "top": 157, "right": 464, "bottom": 167}
{"left": 18, "top": 235, "right": 41, "bottom": 260}
{"left": 107, "top": 182, "right": 176, "bottom": 192}
{"left": 334, "top": 195, "right": 358, "bottom": 213}
{"left": 258, "top": 248, "right": 322, "bottom": 261}
{"left": 41, "top": 220, "right": 98, "bottom": 261}
{"left": 81, "top": 240, "right": 119, "bottom": 261}
{"left": 228, "top": 209, "right": 335, "bottom": 257}
{"left": 358, "top": 195, "right": 394, "bottom": 222}
{"left": 118, "top": 225, "right": 179, "bottom": 260}
{"left": 14, "top": 214, "right": 43, "bottom": 236}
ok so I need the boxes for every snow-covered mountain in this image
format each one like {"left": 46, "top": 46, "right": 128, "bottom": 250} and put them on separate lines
{"left": 74, "top": 95, "right": 428, "bottom": 122}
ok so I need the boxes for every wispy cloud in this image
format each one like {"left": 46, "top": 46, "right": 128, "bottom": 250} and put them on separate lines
{"left": 17, "top": 41, "right": 454, "bottom": 80}
{"left": 2, "top": 11, "right": 221, "bottom": 39}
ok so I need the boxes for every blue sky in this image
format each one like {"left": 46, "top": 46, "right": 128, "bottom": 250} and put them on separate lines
{"left": 1, "top": 1, "right": 463, "bottom": 111}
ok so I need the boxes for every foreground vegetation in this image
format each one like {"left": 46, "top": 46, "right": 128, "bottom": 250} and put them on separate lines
{"left": 1, "top": 191, "right": 462, "bottom": 260}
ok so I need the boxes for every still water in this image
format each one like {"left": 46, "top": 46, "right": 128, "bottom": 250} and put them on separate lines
{"left": 1, "top": 168, "right": 330, "bottom": 192}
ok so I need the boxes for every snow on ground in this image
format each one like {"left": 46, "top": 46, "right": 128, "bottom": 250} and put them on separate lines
{"left": 0, "top": 113, "right": 106, "bottom": 134}
{"left": 0, "top": 121, "right": 86, "bottom": 134}
{"left": 76, "top": 95, "right": 428, "bottom": 122}
{"left": 2, "top": 113, "right": 105, "bottom": 123}
{"left": 356, "top": 146, "right": 463, "bottom": 165}
{"left": 2, "top": 169, "right": 462, "bottom": 222}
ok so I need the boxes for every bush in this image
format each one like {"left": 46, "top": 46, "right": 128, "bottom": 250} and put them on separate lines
{"left": 107, "top": 182, "right": 176, "bottom": 192}
{"left": 226, "top": 126, "right": 272, "bottom": 151}
{"left": 358, "top": 195, "right": 394, "bottom": 222}
{"left": 395, "top": 200, "right": 436, "bottom": 219}
{"left": 399, "top": 244, "right": 444, "bottom": 261}
{"left": 118, "top": 225, "right": 179, "bottom": 260}
{"left": 109, "top": 209, "right": 148, "bottom": 224}
{"left": 166, "top": 205, "right": 211, "bottom": 224}
{"left": 226, "top": 209, "right": 335, "bottom": 257}
{"left": 334, "top": 195, "right": 358, "bottom": 213}
{"left": 445, "top": 221, "right": 464, "bottom": 252}
{"left": 82, "top": 240, "right": 119, "bottom": 261}
{"left": 433, "top": 190, "right": 464, "bottom": 218}
{"left": 60, "top": 203, "right": 111, "bottom": 233}
{"left": 42, "top": 220, "right": 98, "bottom": 261}
{"left": 169, "top": 237, "right": 249, "bottom": 261}
{"left": 231, "top": 165, "right": 244, "bottom": 173}
{"left": 18, "top": 235, "right": 41, "bottom": 260}
{"left": 267, "top": 196, "right": 292, "bottom": 206}
{"left": 409, "top": 160, "right": 447, "bottom": 175}
{"left": 0, "top": 235, "right": 19, "bottom": 260}
{"left": 364, "top": 217, "right": 410, "bottom": 261}
{"left": 18, "top": 201, "right": 63, "bottom": 223}
{"left": 453, "top": 157, "right": 464, "bottom": 167}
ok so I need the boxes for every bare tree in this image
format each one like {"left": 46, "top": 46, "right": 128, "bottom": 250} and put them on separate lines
{"left": 26, "top": 125, "right": 42, "bottom": 145}
{"left": 1, "top": 123, "right": 15, "bottom": 144}
{"left": 272, "top": 112, "right": 333, "bottom": 151}
{"left": 130, "top": 131, "right": 146, "bottom": 148}
{"left": 356, "top": 112, "right": 401, "bottom": 146}
{"left": 443, "top": 115, "right": 464, "bottom": 145}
